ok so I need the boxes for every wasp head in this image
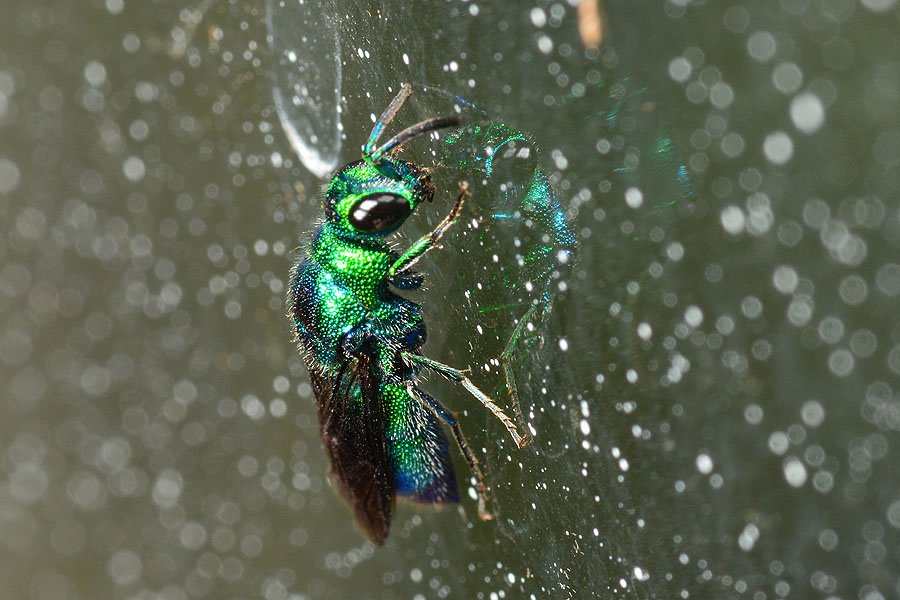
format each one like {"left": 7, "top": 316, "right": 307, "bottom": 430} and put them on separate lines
{"left": 324, "top": 159, "right": 434, "bottom": 239}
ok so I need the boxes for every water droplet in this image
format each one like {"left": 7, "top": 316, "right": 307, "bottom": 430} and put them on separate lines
{"left": 790, "top": 93, "right": 825, "bottom": 133}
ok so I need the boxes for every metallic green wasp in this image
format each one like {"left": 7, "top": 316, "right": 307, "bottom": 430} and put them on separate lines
{"left": 288, "top": 84, "right": 529, "bottom": 545}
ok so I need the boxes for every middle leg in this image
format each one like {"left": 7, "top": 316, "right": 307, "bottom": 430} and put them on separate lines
{"left": 403, "top": 351, "right": 529, "bottom": 449}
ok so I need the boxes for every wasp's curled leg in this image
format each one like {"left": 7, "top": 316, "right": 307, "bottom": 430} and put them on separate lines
{"left": 407, "top": 384, "right": 495, "bottom": 521}
{"left": 340, "top": 321, "right": 374, "bottom": 358}
{"left": 388, "top": 182, "right": 469, "bottom": 278}
{"left": 402, "top": 352, "right": 529, "bottom": 449}
{"left": 389, "top": 269, "right": 424, "bottom": 290}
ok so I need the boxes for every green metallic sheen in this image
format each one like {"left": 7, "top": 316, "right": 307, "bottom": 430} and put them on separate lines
{"left": 288, "top": 85, "right": 531, "bottom": 545}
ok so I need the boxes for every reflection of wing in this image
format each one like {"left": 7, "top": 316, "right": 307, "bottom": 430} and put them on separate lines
{"left": 312, "top": 354, "right": 394, "bottom": 545}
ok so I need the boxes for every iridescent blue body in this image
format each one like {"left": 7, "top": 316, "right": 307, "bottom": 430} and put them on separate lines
{"left": 288, "top": 85, "right": 527, "bottom": 544}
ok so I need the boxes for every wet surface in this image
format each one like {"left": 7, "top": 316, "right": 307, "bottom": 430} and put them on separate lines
{"left": 1, "top": 0, "right": 899, "bottom": 598}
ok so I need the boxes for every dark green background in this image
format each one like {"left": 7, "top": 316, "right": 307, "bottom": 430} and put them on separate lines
{"left": 1, "top": 0, "right": 898, "bottom": 598}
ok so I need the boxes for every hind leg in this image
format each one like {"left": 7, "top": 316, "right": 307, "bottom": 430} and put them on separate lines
{"left": 407, "top": 384, "right": 495, "bottom": 520}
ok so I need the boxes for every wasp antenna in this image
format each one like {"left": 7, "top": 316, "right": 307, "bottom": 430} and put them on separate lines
{"left": 371, "top": 115, "right": 463, "bottom": 162}
{"left": 364, "top": 84, "right": 413, "bottom": 160}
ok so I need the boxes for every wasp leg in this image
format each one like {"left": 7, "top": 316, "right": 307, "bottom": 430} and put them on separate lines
{"left": 498, "top": 303, "right": 539, "bottom": 445}
{"left": 388, "top": 182, "right": 468, "bottom": 278}
{"left": 402, "top": 352, "right": 529, "bottom": 449}
{"left": 388, "top": 269, "right": 424, "bottom": 290}
{"left": 406, "top": 383, "right": 495, "bottom": 521}
{"left": 339, "top": 321, "right": 374, "bottom": 358}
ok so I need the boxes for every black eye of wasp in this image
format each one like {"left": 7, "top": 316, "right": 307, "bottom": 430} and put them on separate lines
{"left": 348, "top": 193, "right": 412, "bottom": 233}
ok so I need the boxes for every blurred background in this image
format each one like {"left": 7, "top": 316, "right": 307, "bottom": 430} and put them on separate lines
{"left": 1, "top": 0, "right": 899, "bottom": 598}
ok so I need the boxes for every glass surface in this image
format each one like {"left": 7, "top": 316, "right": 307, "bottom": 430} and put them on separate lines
{"left": 1, "top": 0, "right": 898, "bottom": 598}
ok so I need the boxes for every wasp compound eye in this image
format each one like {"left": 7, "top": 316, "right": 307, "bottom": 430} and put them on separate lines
{"left": 348, "top": 193, "right": 412, "bottom": 233}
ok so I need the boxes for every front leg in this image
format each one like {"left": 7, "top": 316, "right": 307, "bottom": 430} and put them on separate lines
{"left": 388, "top": 181, "right": 469, "bottom": 277}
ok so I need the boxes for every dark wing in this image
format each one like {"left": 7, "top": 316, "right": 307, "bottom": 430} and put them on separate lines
{"left": 311, "top": 354, "right": 394, "bottom": 545}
